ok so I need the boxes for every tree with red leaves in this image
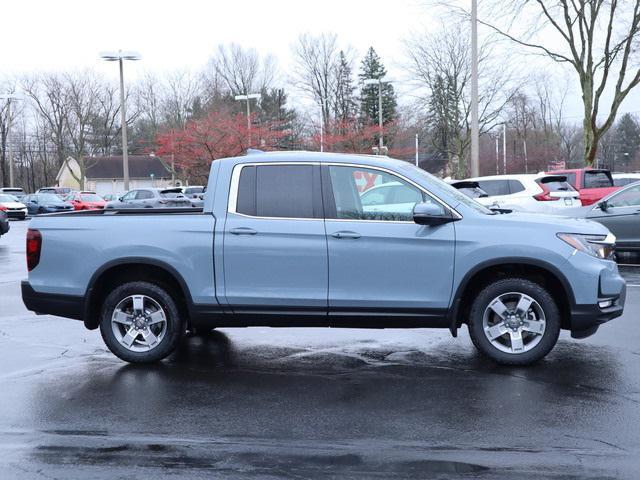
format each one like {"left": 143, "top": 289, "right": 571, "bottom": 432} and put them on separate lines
{"left": 156, "top": 109, "right": 287, "bottom": 183}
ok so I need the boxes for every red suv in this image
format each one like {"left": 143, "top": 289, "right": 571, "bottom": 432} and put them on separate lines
{"left": 546, "top": 168, "right": 620, "bottom": 206}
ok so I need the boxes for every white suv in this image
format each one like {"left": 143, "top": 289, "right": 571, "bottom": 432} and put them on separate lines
{"left": 465, "top": 174, "right": 582, "bottom": 214}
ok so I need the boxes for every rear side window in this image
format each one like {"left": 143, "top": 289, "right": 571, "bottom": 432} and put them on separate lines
{"left": 477, "top": 180, "right": 511, "bottom": 196}
{"left": 508, "top": 180, "right": 525, "bottom": 194}
{"left": 235, "top": 165, "right": 319, "bottom": 219}
{"left": 564, "top": 173, "right": 577, "bottom": 188}
{"left": 584, "top": 171, "right": 613, "bottom": 188}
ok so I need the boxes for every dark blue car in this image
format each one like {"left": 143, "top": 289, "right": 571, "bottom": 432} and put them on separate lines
{"left": 23, "top": 193, "right": 74, "bottom": 215}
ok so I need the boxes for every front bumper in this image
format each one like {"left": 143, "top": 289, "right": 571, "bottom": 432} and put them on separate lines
{"left": 6, "top": 209, "right": 27, "bottom": 219}
{"left": 568, "top": 264, "right": 626, "bottom": 338}
{"left": 21, "top": 281, "right": 84, "bottom": 320}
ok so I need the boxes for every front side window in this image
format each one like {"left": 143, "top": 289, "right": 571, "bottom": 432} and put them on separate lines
{"left": 136, "top": 190, "right": 154, "bottom": 200}
{"left": 235, "top": 164, "right": 318, "bottom": 219}
{"left": 607, "top": 185, "right": 640, "bottom": 208}
{"left": 121, "top": 191, "right": 137, "bottom": 201}
{"left": 327, "top": 166, "right": 426, "bottom": 222}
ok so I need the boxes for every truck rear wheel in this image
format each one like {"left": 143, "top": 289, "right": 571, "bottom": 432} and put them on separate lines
{"left": 99, "top": 281, "right": 184, "bottom": 363}
{"left": 467, "top": 278, "right": 561, "bottom": 366}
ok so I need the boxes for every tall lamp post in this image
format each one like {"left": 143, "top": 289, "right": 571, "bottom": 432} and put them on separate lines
{"left": 363, "top": 77, "right": 392, "bottom": 151}
{"left": 234, "top": 93, "right": 261, "bottom": 148}
{"left": 100, "top": 50, "right": 141, "bottom": 192}
{"left": 0, "top": 93, "right": 23, "bottom": 188}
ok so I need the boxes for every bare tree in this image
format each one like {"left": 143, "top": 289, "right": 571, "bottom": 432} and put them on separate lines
{"left": 468, "top": 0, "right": 640, "bottom": 166}
{"left": 209, "top": 43, "right": 277, "bottom": 96}
{"left": 161, "top": 70, "right": 203, "bottom": 129}
{"left": 404, "top": 22, "right": 514, "bottom": 177}
{"left": 292, "top": 33, "right": 341, "bottom": 130}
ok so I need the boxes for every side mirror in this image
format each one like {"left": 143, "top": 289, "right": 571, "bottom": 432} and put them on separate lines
{"left": 118, "top": 196, "right": 124, "bottom": 202}
{"left": 413, "top": 202, "right": 455, "bottom": 226}
{"left": 598, "top": 200, "right": 609, "bottom": 211}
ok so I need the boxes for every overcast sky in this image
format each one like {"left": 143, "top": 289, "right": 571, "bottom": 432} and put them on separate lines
{"left": 2, "top": 0, "right": 639, "bottom": 121}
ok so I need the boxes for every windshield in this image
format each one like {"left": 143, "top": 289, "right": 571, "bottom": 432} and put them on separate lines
{"left": 0, "top": 194, "right": 19, "bottom": 202}
{"left": 81, "top": 194, "right": 103, "bottom": 202}
{"left": 38, "top": 194, "right": 65, "bottom": 204}
{"left": 184, "top": 187, "right": 203, "bottom": 195}
{"left": 399, "top": 163, "right": 494, "bottom": 214}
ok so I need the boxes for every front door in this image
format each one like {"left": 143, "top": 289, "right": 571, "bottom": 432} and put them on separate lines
{"left": 323, "top": 164, "right": 456, "bottom": 320}
{"left": 223, "top": 163, "right": 328, "bottom": 313}
{"left": 587, "top": 184, "right": 640, "bottom": 250}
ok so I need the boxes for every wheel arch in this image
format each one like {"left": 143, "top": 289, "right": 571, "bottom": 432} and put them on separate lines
{"left": 83, "top": 257, "right": 194, "bottom": 330}
{"left": 449, "top": 257, "right": 575, "bottom": 336}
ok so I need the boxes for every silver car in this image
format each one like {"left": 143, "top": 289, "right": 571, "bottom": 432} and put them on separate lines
{"left": 105, "top": 188, "right": 196, "bottom": 209}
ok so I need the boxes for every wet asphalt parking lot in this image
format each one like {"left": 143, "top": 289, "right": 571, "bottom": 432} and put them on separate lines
{"left": 1, "top": 219, "right": 639, "bottom": 479}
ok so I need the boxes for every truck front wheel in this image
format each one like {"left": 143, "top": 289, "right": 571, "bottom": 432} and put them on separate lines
{"left": 467, "top": 278, "right": 561, "bottom": 366}
{"left": 99, "top": 281, "right": 184, "bottom": 363}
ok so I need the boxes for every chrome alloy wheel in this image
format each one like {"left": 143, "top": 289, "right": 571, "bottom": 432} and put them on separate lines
{"left": 111, "top": 295, "right": 167, "bottom": 352}
{"left": 482, "top": 292, "right": 546, "bottom": 354}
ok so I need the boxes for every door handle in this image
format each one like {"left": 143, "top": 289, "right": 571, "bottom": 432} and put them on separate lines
{"left": 331, "top": 231, "right": 361, "bottom": 239}
{"left": 230, "top": 227, "right": 257, "bottom": 235}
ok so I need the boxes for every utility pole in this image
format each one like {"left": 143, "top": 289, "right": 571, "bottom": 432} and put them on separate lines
{"left": 234, "top": 93, "right": 261, "bottom": 148}
{"left": 364, "top": 77, "right": 392, "bottom": 151}
{"left": 0, "top": 94, "right": 22, "bottom": 188}
{"left": 470, "top": 0, "right": 480, "bottom": 177}
{"left": 502, "top": 123, "right": 507, "bottom": 174}
{"left": 495, "top": 134, "right": 499, "bottom": 175}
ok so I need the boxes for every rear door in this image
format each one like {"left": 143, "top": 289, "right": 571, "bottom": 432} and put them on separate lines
{"left": 223, "top": 162, "right": 328, "bottom": 312}
{"left": 323, "top": 164, "right": 455, "bottom": 319}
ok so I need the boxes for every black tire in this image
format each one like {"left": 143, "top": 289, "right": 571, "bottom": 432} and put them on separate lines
{"left": 99, "top": 281, "right": 184, "bottom": 363}
{"left": 467, "top": 278, "right": 561, "bottom": 366}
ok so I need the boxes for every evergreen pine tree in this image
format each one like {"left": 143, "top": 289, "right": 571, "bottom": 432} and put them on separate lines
{"left": 358, "top": 47, "right": 397, "bottom": 126}
{"left": 614, "top": 113, "right": 640, "bottom": 170}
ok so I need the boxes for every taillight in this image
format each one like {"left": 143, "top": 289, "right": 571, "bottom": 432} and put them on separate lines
{"left": 26, "top": 229, "right": 42, "bottom": 271}
{"left": 533, "top": 184, "right": 559, "bottom": 201}
{"left": 0, "top": 204, "right": 6, "bottom": 211}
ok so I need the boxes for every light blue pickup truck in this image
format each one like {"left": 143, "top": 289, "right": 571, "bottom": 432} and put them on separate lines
{"left": 22, "top": 151, "right": 626, "bottom": 365}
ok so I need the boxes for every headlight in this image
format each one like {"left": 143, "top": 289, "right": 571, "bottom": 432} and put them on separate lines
{"left": 557, "top": 232, "right": 616, "bottom": 259}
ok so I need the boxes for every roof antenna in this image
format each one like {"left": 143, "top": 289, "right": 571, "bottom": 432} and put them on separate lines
{"left": 246, "top": 148, "right": 264, "bottom": 155}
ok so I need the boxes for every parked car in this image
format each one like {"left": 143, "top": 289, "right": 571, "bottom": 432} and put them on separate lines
{"left": 448, "top": 180, "right": 489, "bottom": 199}
{"left": 464, "top": 174, "right": 581, "bottom": 214}
{"left": 37, "top": 187, "right": 73, "bottom": 198}
{"left": 22, "top": 151, "right": 625, "bottom": 367}
{"left": 562, "top": 181, "right": 640, "bottom": 253}
{"left": 612, "top": 172, "right": 640, "bottom": 187}
{"left": 64, "top": 191, "right": 106, "bottom": 210}
{"left": 182, "top": 186, "right": 205, "bottom": 199}
{"left": 0, "top": 210, "right": 8, "bottom": 237}
{"left": 0, "top": 187, "right": 26, "bottom": 200}
{"left": 0, "top": 194, "right": 28, "bottom": 219}
{"left": 22, "top": 193, "right": 74, "bottom": 215}
{"left": 546, "top": 168, "right": 619, "bottom": 206}
{"left": 105, "top": 188, "right": 195, "bottom": 209}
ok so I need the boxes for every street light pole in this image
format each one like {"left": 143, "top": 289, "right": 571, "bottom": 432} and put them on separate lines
{"left": 470, "top": 0, "right": 480, "bottom": 177}
{"left": 415, "top": 134, "right": 419, "bottom": 166}
{"left": 234, "top": 93, "right": 261, "bottom": 148}
{"left": 0, "top": 93, "right": 22, "bottom": 188}
{"left": 100, "top": 50, "right": 141, "bottom": 192}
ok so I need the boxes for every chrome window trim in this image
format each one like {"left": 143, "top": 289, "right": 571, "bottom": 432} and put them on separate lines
{"left": 227, "top": 160, "right": 462, "bottom": 222}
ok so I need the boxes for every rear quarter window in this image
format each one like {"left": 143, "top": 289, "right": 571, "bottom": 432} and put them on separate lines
{"left": 477, "top": 180, "right": 511, "bottom": 196}
{"left": 508, "top": 180, "right": 525, "bottom": 194}
{"left": 584, "top": 171, "right": 613, "bottom": 188}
